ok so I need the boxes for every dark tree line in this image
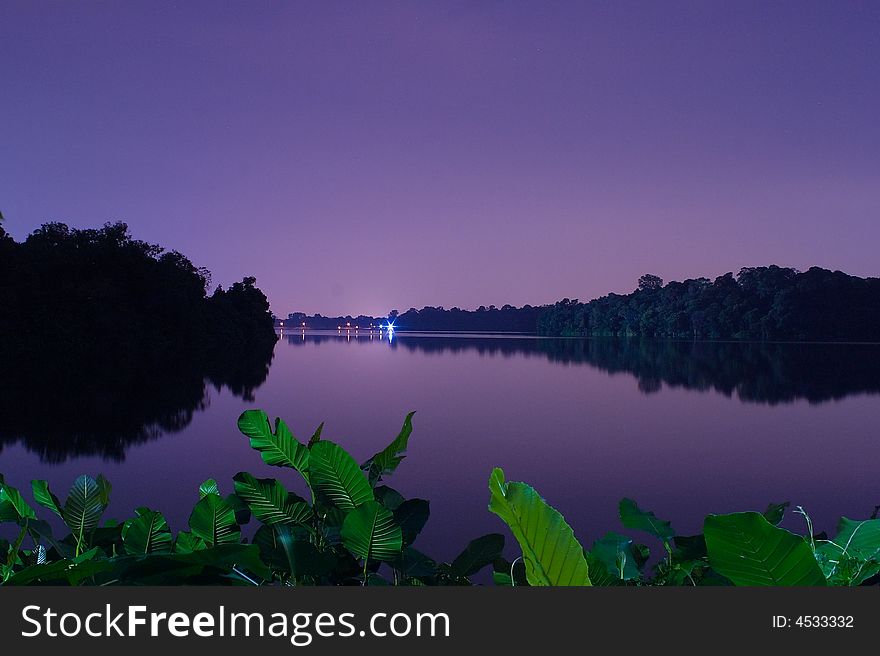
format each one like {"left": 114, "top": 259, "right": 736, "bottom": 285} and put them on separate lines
{"left": 283, "top": 304, "right": 544, "bottom": 333}
{"left": 538, "top": 266, "right": 880, "bottom": 341}
{"left": 389, "top": 304, "right": 543, "bottom": 332}
{"left": 0, "top": 221, "right": 276, "bottom": 461}
{"left": 276, "top": 305, "right": 544, "bottom": 333}
{"left": 0, "top": 221, "right": 276, "bottom": 355}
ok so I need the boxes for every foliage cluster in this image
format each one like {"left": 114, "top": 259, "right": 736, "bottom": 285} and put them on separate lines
{"left": 1, "top": 412, "right": 877, "bottom": 586}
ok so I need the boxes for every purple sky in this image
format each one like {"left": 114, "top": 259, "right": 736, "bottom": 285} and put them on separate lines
{"left": 2, "top": 1, "right": 878, "bottom": 316}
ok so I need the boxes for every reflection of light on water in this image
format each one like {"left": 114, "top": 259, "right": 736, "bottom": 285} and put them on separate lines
{"left": 386, "top": 321, "right": 394, "bottom": 343}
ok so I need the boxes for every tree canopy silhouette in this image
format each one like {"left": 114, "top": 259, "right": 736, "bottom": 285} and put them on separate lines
{"left": 538, "top": 266, "right": 880, "bottom": 341}
{"left": 0, "top": 221, "right": 277, "bottom": 461}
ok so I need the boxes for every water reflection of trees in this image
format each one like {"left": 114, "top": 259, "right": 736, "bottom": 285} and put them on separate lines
{"left": 286, "top": 332, "right": 880, "bottom": 405}
{"left": 0, "top": 343, "right": 274, "bottom": 463}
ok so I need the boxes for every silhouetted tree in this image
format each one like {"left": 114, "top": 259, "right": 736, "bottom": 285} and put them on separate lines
{"left": 638, "top": 273, "right": 664, "bottom": 291}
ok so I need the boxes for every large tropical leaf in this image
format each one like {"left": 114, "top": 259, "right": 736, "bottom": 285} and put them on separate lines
{"left": 619, "top": 498, "right": 675, "bottom": 542}
{"left": 393, "top": 498, "right": 429, "bottom": 546}
{"left": 253, "top": 524, "right": 335, "bottom": 579}
{"left": 189, "top": 494, "right": 241, "bottom": 547}
{"left": 122, "top": 508, "right": 173, "bottom": 555}
{"left": 309, "top": 441, "right": 374, "bottom": 512}
{"left": 308, "top": 422, "right": 324, "bottom": 448}
{"left": 361, "top": 412, "right": 415, "bottom": 485}
{"left": 391, "top": 547, "right": 438, "bottom": 580}
{"left": 96, "top": 475, "right": 112, "bottom": 506}
{"left": 237, "top": 410, "right": 310, "bottom": 479}
{"left": 704, "top": 512, "right": 826, "bottom": 586}
{"left": 374, "top": 485, "right": 405, "bottom": 511}
{"left": 488, "top": 468, "right": 591, "bottom": 586}
{"left": 199, "top": 479, "right": 219, "bottom": 498}
{"left": 0, "top": 482, "right": 37, "bottom": 523}
{"left": 62, "top": 475, "right": 108, "bottom": 548}
{"left": 97, "top": 544, "right": 269, "bottom": 585}
{"left": 4, "top": 557, "right": 114, "bottom": 586}
{"left": 589, "top": 532, "right": 642, "bottom": 582}
{"left": 174, "top": 531, "right": 206, "bottom": 554}
{"left": 816, "top": 517, "right": 880, "bottom": 585}
{"left": 31, "top": 480, "right": 63, "bottom": 517}
{"left": 232, "top": 472, "right": 312, "bottom": 526}
{"left": 450, "top": 533, "right": 505, "bottom": 578}
{"left": 341, "top": 500, "right": 403, "bottom": 562}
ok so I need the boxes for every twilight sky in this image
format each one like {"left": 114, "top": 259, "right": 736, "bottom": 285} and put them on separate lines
{"left": 1, "top": 1, "right": 878, "bottom": 316}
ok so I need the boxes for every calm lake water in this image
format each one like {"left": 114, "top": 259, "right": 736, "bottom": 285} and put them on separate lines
{"left": 2, "top": 331, "right": 879, "bottom": 561}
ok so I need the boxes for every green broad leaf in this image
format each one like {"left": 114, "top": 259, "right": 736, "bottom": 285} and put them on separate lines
{"left": 174, "top": 531, "right": 206, "bottom": 554}
{"left": 224, "top": 493, "right": 251, "bottom": 526}
{"left": 308, "top": 422, "right": 324, "bottom": 448}
{"left": 590, "top": 532, "right": 642, "bottom": 581}
{"left": 585, "top": 552, "right": 622, "bottom": 586}
{"left": 673, "top": 534, "right": 707, "bottom": 561}
{"left": 0, "top": 482, "right": 37, "bottom": 523}
{"left": 374, "top": 485, "right": 405, "bottom": 511}
{"left": 99, "top": 544, "right": 270, "bottom": 585}
{"left": 4, "top": 558, "right": 114, "bottom": 586}
{"left": 816, "top": 517, "right": 880, "bottom": 585}
{"left": 188, "top": 494, "right": 241, "bottom": 547}
{"left": 253, "top": 525, "right": 334, "bottom": 579}
{"left": 25, "top": 519, "right": 69, "bottom": 558}
{"left": 450, "top": 533, "right": 505, "bottom": 578}
{"left": 704, "top": 512, "right": 826, "bottom": 586}
{"left": 237, "top": 410, "right": 310, "bottom": 479}
{"left": 309, "top": 441, "right": 374, "bottom": 512}
{"left": 31, "top": 480, "right": 63, "bottom": 517}
{"left": 667, "top": 558, "right": 706, "bottom": 586}
{"left": 252, "top": 524, "right": 289, "bottom": 573}
{"left": 232, "top": 472, "right": 312, "bottom": 526}
{"left": 122, "top": 508, "right": 173, "bottom": 555}
{"left": 393, "top": 498, "right": 429, "bottom": 546}
{"left": 391, "top": 547, "right": 437, "bottom": 579}
{"left": 763, "top": 501, "right": 790, "bottom": 526}
{"left": 96, "top": 475, "right": 112, "bottom": 506}
{"left": 488, "top": 468, "right": 591, "bottom": 586}
{"left": 361, "top": 411, "right": 416, "bottom": 485}
{"left": 199, "top": 479, "right": 219, "bottom": 498}
{"left": 62, "top": 475, "right": 107, "bottom": 546}
{"left": 492, "top": 557, "right": 528, "bottom": 587}
{"left": 619, "top": 498, "right": 674, "bottom": 542}
{"left": 341, "top": 500, "right": 403, "bottom": 562}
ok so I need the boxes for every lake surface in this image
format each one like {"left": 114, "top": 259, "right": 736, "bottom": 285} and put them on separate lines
{"left": 2, "top": 331, "right": 879, "bottom": 563}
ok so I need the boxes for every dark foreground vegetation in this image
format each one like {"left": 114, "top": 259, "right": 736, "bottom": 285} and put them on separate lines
{"left": 0, "top": 221, "right": 277, "bottom": 461}
{"left": 1, "top": 412, "right": 876, "bottom": 586}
